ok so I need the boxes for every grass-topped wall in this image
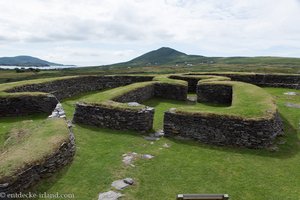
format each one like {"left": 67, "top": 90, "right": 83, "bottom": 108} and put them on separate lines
{"left": 73, "top": 78, "right": 188, "bottom": 132}
{"left": 0, "top": 74, "right": 287, "bottom": 149}
{"left": 0, "top": 75, "right": 154, "bottom": 117}
{"left": 0, "top": 118, "right": 75, "bottom": 194}
{"left": 163, "top": 75, "right": 284, "bottom": 148}
{"left": 186, "top": 72, "right": 300, "bottom": 89}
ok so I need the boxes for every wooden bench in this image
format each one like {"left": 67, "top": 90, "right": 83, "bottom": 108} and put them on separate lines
{"left": 176, "top": 194, "right": 229, "bottom": 200}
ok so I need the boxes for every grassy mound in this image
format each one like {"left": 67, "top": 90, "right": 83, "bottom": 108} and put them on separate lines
{"left": 0, "top": 118, "right": 70, "bottom": 181}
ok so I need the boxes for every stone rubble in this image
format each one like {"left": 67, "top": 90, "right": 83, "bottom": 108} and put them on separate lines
{"left": 48, "top": 103, "right": 66, "bottom": 118}
{"left": 144, "top": 130, "right": 164, "bottom": 141}
{"left": 122, "top": 152, "right": 138, "bottom": 165}
{"left": 154, "top": 129, "right": 165, "bottom": 137}
{"left": 122, "top": 152, "right": 154, "bottom": 165}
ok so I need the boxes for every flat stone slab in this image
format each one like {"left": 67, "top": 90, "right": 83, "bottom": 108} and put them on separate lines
{"left": 144, "top": 136, "right": 160, "bottom": 141}
{"left": 285, "top": 102, "right": 300, "bottom": 109}
{"left": 142, "top": 154, "right": 154, "bottom": 159}
{"left": 111, "top": 178, "right": 134, "bottom": 190}
{"left": 98, "top": 191, "right": 123, "bottom": 200}
{"left": 284, "top": 92, "right": 298, "bottom": 96}
{"left": 111, "top": 180, "right": 129, "bottom": 190}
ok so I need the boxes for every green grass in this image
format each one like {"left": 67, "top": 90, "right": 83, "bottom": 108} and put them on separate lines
{"left": 0, "top": 114, "right": 46, "bottom": 147}
{"left": 1, "top": 58, "right": 300, "bottom": 85}
{"left": 0, "top": 117, "right": 69, "bottom": 180}
{"left": 18, "top": 87, "right": 299, "bottom": 200}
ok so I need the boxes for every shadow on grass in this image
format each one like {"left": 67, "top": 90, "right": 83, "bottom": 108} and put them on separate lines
{"left": 0, "top": 114, "right": 48, "bottom": 123}
{"left": 75, "top": 123, "right": 151, "bottom": 138}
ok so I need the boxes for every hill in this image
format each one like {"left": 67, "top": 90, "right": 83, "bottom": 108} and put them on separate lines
{"left": 120, "top": 47, "right": 211, "bottom": 66}
{"left": 128, "top": 47, "right": 189, "bottom": 65}
{"left": 0, "top": 56, "right": 63, "bottom": 67}
{"left": 103, "top": 47, "right": 300, "bottom": 68}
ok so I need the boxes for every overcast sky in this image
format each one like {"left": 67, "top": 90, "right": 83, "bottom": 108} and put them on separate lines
{"left": 0, "top": 0, "right": 300, "bottom": 66}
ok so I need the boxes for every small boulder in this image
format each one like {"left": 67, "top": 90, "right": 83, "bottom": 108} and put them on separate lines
{"left": 123, "top": 178, "right": 134, "bottom": 185}
{"left": 127, "top": 102, "right": 141, "bottom": 107}
{"left": 163, "top": 143, "right": 171, "bottom": 148}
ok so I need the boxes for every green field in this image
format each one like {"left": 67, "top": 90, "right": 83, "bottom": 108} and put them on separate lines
{"left": 0, "top": 87, "right": 295, "bottom": 199}
{"left": 1, "top": 59, "right": 300, "bottom": 84}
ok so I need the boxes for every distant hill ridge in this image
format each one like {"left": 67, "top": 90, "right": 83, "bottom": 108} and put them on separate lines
{"left": 0, "top": 56, "right": 63, "bottom": 67}
{"left": 106, "top": 47, "right": 300, "bottom": 67}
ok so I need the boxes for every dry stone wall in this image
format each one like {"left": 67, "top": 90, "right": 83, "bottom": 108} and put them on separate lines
{"left": 188, "top": 73, "right": 300, "bottom": 89}
{"left": 73, "top": 103, "right": 154, "bottom": 132}
{"left": 6, "top": 76, "right": 154, "bottom": 100}
{"left": 73, "top": 82, "right": 188, "bottom": 132}
{"left": 0, "top": 95, "right": 58, "bottom": 117}
{"left": 169, "top": 75, "right": 199, "bottom": 92}
{"left": 154, "top": 83, "right": 187, "bottom": 101}
{"left": 164, "top": 111, "right": 283, "bottom": 148}
{"left": 114, "top": 84, "right": 155, "bottom": 103}
{"left": 197, "top": 84, "right": 232, "bottom": 104}
{"left": 1, "top": 75, "right": 153, "bottom": 117}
